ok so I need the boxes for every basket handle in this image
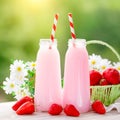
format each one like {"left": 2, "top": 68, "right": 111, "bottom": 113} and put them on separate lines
{"left": 86, "top": 40, "right": 120, "bottom": 62}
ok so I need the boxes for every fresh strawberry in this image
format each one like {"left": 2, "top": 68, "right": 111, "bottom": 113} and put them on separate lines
{"left": 48, "top": 104, "right": 63, "bottom": 115}
{"left": 12, "top": 96, "right": 34, "bottom": 111}
{"left": 99, "top": 78, "right": 110, "bottom": 86}
{"left": 16, "top": 101, "right": 35, "bottom": 115}
{"left": 90, "top": 70, "right": 102, "bottom": 86}
{"left": 103, "top": 68, "right": 120, "bottom": 85}
{"left": 92, "top": 100, "right": 106, "bottom": 114}
{"left": 64, "top": 104, "right": 80, "bottom": 117}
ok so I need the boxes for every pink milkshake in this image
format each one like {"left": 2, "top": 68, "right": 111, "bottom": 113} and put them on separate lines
{"left": 63, "top": 39, "right": 90, "bottom": 113}
{"left": 35, "top": 39, "right": 62, "bottom": 112}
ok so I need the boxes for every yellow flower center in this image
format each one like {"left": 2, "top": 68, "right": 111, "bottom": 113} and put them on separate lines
{"left": 101, "top": 66, "right": 106, "bottom": 70}
{"left": 23, "top": 92, "right": 27, "bottom": 97}
{"left": 31, "top": 63, "right": 36, "bottom": 67}
{"left": 91, "top": 60, "right": 96, "bottom": 65}
{"left": 19, "top": 90, "right": 27, "bottom": 97}
{"left": 117, "top": 66, "right": 120, "bottom": 70}
{"left": 10, "top": 83, "right": 15, "bottom": 88}
{"left": 17, "top": 67, "right": 22, "bottom": 72}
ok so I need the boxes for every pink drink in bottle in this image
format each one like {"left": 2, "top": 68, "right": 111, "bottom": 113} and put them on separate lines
{"left": 63, "top": 39, "right": 90, "bottom": 113}
{"left": 35, "top": 39, "right": 62, "bottom": 112}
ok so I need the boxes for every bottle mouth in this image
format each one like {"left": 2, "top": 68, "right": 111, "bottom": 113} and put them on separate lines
{"left": 68, "top": 39, "right": 86, "bottom": 47}
{"left": 39, "top": 39, "right": 57, "bottom": 47}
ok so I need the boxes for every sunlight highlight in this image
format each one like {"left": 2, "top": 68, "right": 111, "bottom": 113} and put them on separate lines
{"left": 18, "top": 0, "right": 50, "bottom": 13}
{"left": 30, "top": 0, "right": 45, "bottom": 4}
{"left": 27, "top": 0, "right": 50, "bottom": 9}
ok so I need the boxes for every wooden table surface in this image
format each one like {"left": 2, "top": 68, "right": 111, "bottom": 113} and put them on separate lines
{"left": 0, "top": 101, "right": 120, "bottom": 120}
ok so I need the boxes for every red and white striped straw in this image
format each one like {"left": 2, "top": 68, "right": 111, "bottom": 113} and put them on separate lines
{"left": 50, "top": 13, "right": 59, "bottom": 42}
{"left": 68, "top": 13, "right": 76, "bottom": 40}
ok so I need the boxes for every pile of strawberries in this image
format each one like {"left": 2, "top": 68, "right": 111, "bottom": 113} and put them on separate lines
{"left": 12, "top": 96, "right": 106, "bottom": 116}
{"left": 12, "top": 96, "right": 34, "bottom": 115}
{"left": 49, "top": 100, "right": 107, "bottom": 115}
{"left": 12, "top": 96, "right": 80, "bottom": 116}
{"left": 49, "top": 104, "right": 80, "bottom": 116}
{"left": 90, "top": 68, "right": 120, "bottom": 86}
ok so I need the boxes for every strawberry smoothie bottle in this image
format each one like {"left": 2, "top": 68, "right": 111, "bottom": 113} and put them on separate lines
{"left": 35, "top": 39, "right": 62, "bottom": 112}
{"left": 63, "top": 39, "right": 90, "bottom": 113}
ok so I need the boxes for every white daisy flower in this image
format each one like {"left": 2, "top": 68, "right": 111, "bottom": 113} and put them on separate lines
{"left": 10, "top": 60, "right": 28, "bottom": 84}
{"left": 113, "top": 62, "right": 120, "bottom": 72}
{"left": 10, "top": 74, "right": 28, "bottom": 85}
{"left": 3, "top": 77, "right": 18, "bottom": 94}
{"left": 98, "top": 59, "right": 112, "bottom": 72}
{"left": 14, "top": 87, "right": 30, "bottom": 100}
{"left": 25, "top": 61, "right": 36, "bottom": 71}
{"left": 89, "top": 54, "right": 102, "bottom": 70}
{"left": 10, "top": 60, "right": 27, "bottom": 76}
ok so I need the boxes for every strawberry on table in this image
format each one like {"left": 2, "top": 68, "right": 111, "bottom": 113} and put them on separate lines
{"left": 103, "top": 68, "right": 120, "bottom": 85}
{"left": 64, "top": 104, "right": 80, "bottom": 117}
{"left": 16, "top": 101, "right": 35, "bottom": 115}
{"left": 48, "top": 103, "right": 63, "bottom": 115}
{"left": 92, "top": 100, "right": 106, "bottom": 114}
{"left": 12, "top": 96, "right": 34, "bottom": 111}
{"left": 90, "top": 70, "right": 102, "bottom": 86}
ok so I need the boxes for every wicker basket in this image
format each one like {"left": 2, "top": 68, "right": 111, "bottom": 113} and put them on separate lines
{"left": 90, "top": 84, "right": 120, "bottom": 106}
{"left": 87, "top": 40, "right": 120, "bottom": 106}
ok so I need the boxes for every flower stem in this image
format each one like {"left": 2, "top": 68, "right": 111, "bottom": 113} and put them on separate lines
{"left": 86, "top": 40, "right": 120, "bottom": 62}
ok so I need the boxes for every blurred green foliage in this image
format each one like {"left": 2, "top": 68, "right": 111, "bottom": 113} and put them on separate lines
{"left": 0, "top": 0, "right": 120, "bottom": 101}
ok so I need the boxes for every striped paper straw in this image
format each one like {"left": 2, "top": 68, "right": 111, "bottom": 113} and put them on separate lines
{"left": 50, "top": 13, "right": 59, "bottom": 42}
{"left": 68, "top": 13, "right": 76, "bottom": 40}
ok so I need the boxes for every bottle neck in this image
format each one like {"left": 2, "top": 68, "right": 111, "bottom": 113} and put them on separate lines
{"left": 39, "top": 39, "right": 57, "bottom": 49}
{"left": 68, "top": 39, "right": 86, "bottom": 48}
